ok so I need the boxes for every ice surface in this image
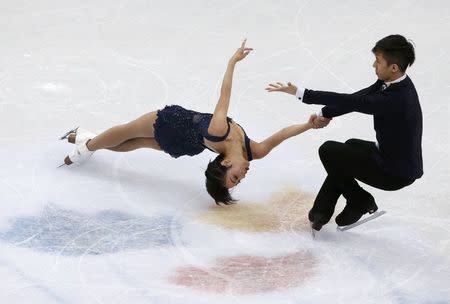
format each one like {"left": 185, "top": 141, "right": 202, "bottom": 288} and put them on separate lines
{"left": 0, "top": 1, "right": 449, "bottom": 303}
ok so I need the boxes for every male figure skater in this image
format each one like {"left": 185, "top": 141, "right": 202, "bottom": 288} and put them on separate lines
{"left": 267, "top": 34, "right": 423, "bottom": 231}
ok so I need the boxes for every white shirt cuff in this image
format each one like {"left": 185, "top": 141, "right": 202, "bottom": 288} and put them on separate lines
{"left": 317, "top": 109, "right": 323, "bottom": 117}
{"left": 295, "top": 87, "right": 305, "bottom": 100}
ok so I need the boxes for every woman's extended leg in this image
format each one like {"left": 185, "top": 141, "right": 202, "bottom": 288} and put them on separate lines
{"left": 62, "top": 111, "right": 160, "bottom": 165}
{"left": 86, "top": 111, "right": 158, "bottom": 151}
{"left": 107, "top": 137, "right": 161, "bottom": 152}
{"left": 68, "top": 135, "right": 161, "bottom": 152}
{"left": 64, "top": 136, "right": 161, "bottom": 165}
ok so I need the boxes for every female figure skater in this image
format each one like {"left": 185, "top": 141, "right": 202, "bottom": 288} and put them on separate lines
{"left": 61, "top": 40, "right": 318, "bottom": 204}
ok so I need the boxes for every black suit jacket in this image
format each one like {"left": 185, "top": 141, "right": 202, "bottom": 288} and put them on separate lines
{"left": 301, "top": 76, "right": 423, "bottom": 180}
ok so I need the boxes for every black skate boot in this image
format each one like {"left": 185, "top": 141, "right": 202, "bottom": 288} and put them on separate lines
{"left": 335, "top": 197, "right": 378, "bottom": 227}
{"left": 308, "top": 210, "right": 328, "bottom": 231}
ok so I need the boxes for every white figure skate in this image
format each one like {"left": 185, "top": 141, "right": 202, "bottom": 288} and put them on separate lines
{"left": 58, "top": 128, "right": 97, "bottom": 167}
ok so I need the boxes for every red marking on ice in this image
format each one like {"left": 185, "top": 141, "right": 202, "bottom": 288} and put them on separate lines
{"left": 169, "top": 251, "right": 316, "bottom": 294}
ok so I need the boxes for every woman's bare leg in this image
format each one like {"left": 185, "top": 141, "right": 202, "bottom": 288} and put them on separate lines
{"left": 64, "top": 134, "right": 161, "bottom": 165}
{"left": 68, "top": 132, "right": 161, "bottom": 152}
{"left": 107, "top": 137, "right": 161, "bottom": 152}
{"left": 85, "top": 111, "right": 158, "bottom": 151}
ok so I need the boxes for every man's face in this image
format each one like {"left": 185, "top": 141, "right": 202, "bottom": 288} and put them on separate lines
{"left": 372, "top": 52, "right": 395, "bottom": 81}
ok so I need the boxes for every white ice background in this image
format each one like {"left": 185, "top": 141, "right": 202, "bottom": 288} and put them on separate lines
{"left": 0, "top": 1, "right": 449, "bottom": 303}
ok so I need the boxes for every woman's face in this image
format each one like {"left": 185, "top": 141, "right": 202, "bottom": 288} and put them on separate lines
{"left": 221, "top": 158, "right": 250, "bottom": 188}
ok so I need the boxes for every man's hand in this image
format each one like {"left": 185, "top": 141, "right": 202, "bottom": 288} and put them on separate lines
{"left": 230, "top": 39, "right": 253, "bottom": 63}
{"left": 312, "top": 116, "right": 332, "bottom": 129}
{"left": 265, "top": 82, "right": 298, "bottom": 96}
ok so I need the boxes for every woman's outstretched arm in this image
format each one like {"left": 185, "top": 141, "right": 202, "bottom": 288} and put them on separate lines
{"left": 251, "top": 115, "right": 317, "bottom": 160}
{"left": 208, "top": 39, "right": 253, "bottom": 136}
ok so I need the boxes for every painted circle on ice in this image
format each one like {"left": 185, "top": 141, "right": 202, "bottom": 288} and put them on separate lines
{"left": 0, "top": 205, "right": 180, "bottom": 255}
{"left": 198, "top": 188, "right": 314, "bottom": 232}
{"left": 169, "top": 251, "right": 316, "bottom": 294}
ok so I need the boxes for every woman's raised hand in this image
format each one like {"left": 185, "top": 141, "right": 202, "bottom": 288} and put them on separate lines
{"left": 230, "top": 39, "right": 253, "bottom": 63}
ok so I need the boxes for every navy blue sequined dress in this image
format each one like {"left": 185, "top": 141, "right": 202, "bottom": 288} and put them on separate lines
{"left": 153, "top": 105, "right": 253, "bottom": 160}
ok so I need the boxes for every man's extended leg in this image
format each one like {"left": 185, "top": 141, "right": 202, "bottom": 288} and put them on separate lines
{"left": 309, "top": 140, "right": 358, "bottom": 230}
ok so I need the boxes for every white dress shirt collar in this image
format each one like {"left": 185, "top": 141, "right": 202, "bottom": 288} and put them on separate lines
{"left": 384, "top": 73, "right": 407, "bottom": 87}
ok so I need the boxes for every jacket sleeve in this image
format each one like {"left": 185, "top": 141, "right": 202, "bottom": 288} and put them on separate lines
{"left": 306, "top": 81, "right": 386, "bottom": 118}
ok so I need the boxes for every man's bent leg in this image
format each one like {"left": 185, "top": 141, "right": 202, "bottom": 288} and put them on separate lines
{"left": 335, "top": 139, "right": 415, "bottom": 225}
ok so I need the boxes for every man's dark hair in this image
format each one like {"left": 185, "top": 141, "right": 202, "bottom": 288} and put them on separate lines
{"left": 205, "top": 154, "right": 236, "bottom": 205}
{"left": 372, "top": 34, "right": 415, "bottom": 72}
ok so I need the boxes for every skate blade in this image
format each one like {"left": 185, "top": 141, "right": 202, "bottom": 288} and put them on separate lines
{"left": 59, "top": 126, "right": 79, "bottom": 140}
{"left": 310, "top": 222, "right": 316, "bottom": 239}
{"left": 57, "top": 156, "right": 74, "bottom": 168}
{"left": 337, "top": 211, "right": 386, "bottom": 231}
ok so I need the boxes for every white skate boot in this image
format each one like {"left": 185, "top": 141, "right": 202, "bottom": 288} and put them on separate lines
{"left": 74, "top": 128, "right": 97, "bottom": 145}
{"left": 60, "top": 127, "right": 96, "bottom": 144}
{"left": 58, "top": 128, "right": 97, "bottom": 167}
{"left": 66, "top": 140, "right": 94, "bottom": 164}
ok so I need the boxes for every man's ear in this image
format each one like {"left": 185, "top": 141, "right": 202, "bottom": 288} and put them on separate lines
{"left": 391, "top": 63, "right": 400, "bottom": 73}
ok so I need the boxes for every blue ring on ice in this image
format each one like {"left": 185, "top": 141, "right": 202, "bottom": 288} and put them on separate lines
{"left": 0, "top": 204, "right": 180, "bottom": 256}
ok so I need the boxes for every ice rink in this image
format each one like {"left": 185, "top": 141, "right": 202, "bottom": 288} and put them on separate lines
{"left": 1, "top": 1, "right": 449, "bottom": 303}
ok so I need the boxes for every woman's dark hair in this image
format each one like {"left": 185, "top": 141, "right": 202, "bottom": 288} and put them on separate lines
{"left": 205, "top": 154, "right": 236, "bottom": 205}
{"left": 372, "top": 34, "right": 415, "bottom": 72}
